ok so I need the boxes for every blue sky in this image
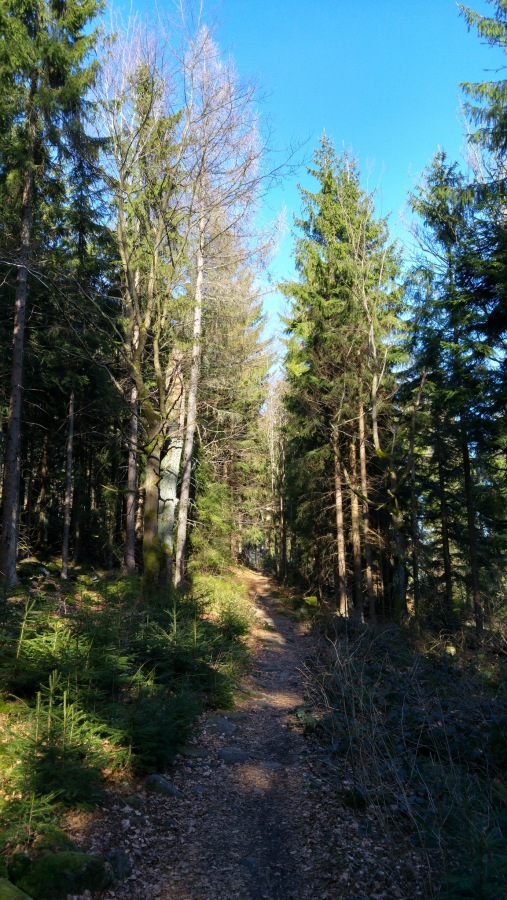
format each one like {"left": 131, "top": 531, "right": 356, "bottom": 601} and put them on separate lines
{"left": 212, "top": 0, "right": 504, "bottom": 332}
{"left": 118, "top": 0, "right": 504, "bottom": 331}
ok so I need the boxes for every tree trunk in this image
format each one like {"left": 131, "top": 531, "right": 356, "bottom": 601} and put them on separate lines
{"left": 349, "top": 436, "right": 363, "bottom": 620}
{"left": 125, "top": 382, "right": 138, "bottom": 575}
{"left": 174, "top": 216, "right": 204, "bottom": 590}
{"left": 1, "top": 153, "right": 35, "bottom": 586}
{"left": 38, "top": 434, "right": 49, "bottom": 546}
{"left": 462, "top": 434, "right": 483, "bottom": 632}
{"left": 159, "top": 384, "right": 185, "bottom": 584}
{"left": 61, "top": 392, "right": 75, "bottom": 580}
{"left": 142, "top": 426, "right": 162, "bottom": 591}
{"left": 358, "top": 397, "right": 374, "bottom": 619}
{"left": 410, "top": 451, "right": 420, "bottom": 617}
{"left": 437, "top": 452, "right": 453, "bottom": 621}
{"left": 333, "top": 429, "right": 348, "bottom": 616}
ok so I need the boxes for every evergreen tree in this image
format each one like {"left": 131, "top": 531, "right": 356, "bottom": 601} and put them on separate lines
{"left": 0, "top": 0, "right": 103, "bottom": 586}
{"left": 282, "top": 138, "right": 403, "bottom": 616}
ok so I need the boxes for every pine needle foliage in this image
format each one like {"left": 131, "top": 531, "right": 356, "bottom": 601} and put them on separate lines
{"left": 0, "top": 569, "right": 251, "bottom": 851}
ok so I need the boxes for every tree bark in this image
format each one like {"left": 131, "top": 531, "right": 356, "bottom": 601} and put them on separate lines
{"left": 358, "top": 396, "right": 374, "bottom": 619}
{"left": 125, "top": 382, "right": 138, "bottom": 576}
{"left": 159, "top": 383, "right": 185, "bottom": 583}
{"left": 333, "top": 429, "right": 348, "bottom": 616}
{"left": 462, "top": 434, "right": 483, "bottom": 632}
{"left": 349, "top": 436, "right": 363, "bottom": 620}
{"left": 142, "top": 426, "right": 162, "bottom": 591}
{"left": 38, "top": 434, "right": 49, "bottom": 547}
{"left": 174, "top": 216, "right": 204, "bottom": 590}
{"left": 410, "top": 450, "right": 420, "bottom": 617}
{"left": 1, "top": 126, "right": 35, "bottom": 586}
{"left": 437, "top": 451, "right": 453, "bottom": 620}
{"left": 61, "top": 392, "right": 75, "bottom": 580}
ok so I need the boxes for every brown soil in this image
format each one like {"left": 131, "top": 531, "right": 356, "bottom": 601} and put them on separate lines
{"left": 69, "top": 571, "right": 430, "bottom": 899}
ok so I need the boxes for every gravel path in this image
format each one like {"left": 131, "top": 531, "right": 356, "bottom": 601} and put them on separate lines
{"left": 70, "top": 572, "right": 430, "bottom": 899}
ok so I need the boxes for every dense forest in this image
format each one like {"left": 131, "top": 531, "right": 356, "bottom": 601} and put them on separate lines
{"left": 1, "top": 1, "right": 507, "bottom": 898}
{"left": 1, "top": 0, "right": 507, "bottom": 627}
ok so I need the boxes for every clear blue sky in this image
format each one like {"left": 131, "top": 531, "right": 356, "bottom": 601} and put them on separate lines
{"left": 116, "top": 0, "right": 503, "bottom": 332}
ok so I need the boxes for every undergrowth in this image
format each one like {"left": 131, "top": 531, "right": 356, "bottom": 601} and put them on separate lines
{"left": 0, "top": 566, "right": 251, "bottom": 863}
{"left": 306, "top": 617, "right": 507, "bottom": 898}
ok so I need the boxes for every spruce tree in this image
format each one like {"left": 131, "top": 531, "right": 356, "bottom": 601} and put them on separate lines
{"left": 282, "top": 138, "right": 403, "bottom": 616}
{"left": 0, "top": 0, "right": 103, "bottom": 586}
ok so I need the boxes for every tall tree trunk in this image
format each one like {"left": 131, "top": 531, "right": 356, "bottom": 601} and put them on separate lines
{"left": 174, "top": 216, "right": 204, "bottom": 590}
{"left": 410, "top": 451, "right": 420, "bottom": 617}
{"left": 462, "top": 434, "right": 483, "bottom": 633}
{"left": 333, "top": 429, "right": 348, "bottom": 616}
{"left": 125, "top": 383, "right": 138, "bottom": 575}
{"left": 349, "top": 436, "right": 363, "bottom": 620}
{"left": 159, "top": 384, "right": 185, "bottom": 584}
{"left": 437, "top": 451, "right": 453, "bottom": 620}
{"left": 1, "top": 147, "right": 35, "bottom": 586}
{"left": 142, "top": 425, "right": 162, "bottom": 591}
{"left": 358, "top": 397, "right": 374, "bottom": 620}
{"left": 38, "top": 434, "right": 49, "bottom": 547}
{"left": 61, "top": 392, "right": 75, "bottom": 580}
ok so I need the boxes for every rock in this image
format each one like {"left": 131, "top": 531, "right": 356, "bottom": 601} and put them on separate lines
{"left": 0, "top": 878, "right": 33, "bottom": 899}
{"left": 206, "top": 715, "right": 236, "bottom": 736}
{"left": 16, "top": 852, "right": 110, "bottom": 900}
{"left": 191, "top": 783, "right": 204, "bottom": 795}
{"left": 179, "top": 746, "right": 210, "bottom": 759}
{"left": 222, "top": 711, "right": 249, "bottom": 723}
{"left": 145, "top": 774, "right": 184, "bottom": 798}
{"left": 218, "top": 747, "right": 251, "bottom": 765}
{"left": 106, "top": 849, "right": 132, "bottom": 881}
{"left": 258, "top": 760, "right": 284, "bottom": 770}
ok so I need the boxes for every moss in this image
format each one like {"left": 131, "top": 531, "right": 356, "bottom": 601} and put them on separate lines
{"left": 32, "top": 827, "right": 75, "bottom": 855}
{"left": 0, "top": 878, "right": 33, "bottom": 899}
{"left": 16, "top": 852, "right": 110, "bottom": 900}
{"left": 7, "top": 855, "right": 30, "bottom": 886}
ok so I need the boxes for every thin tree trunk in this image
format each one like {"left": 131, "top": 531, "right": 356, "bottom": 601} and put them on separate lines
{"left": 1, "top": 153, "right": 35, "bottom": 586}
{"left": 142, "top": 426, "right": 162, "bottom": 590}
{"left": 410, "top": 451, "right": 420, "bottom": 617}
{"left": 125, "top": 383, "right": 138, "bottom": 575}
{"left": 174, "top": 216, "right": 204, "bottom": 590}
{"left": 38, "top": 434, "right": 49, "bottom": 546}
{"left": 349, "top": 436, "right": 363, "bottom": 620}
{"left": 462, "top": 435, "right": 483, "bottom": 633}
{"left": 333, "top": 429, "right": 348, "bottom": 616}
{"left": 438, "top": 452, "right": 453, "bottom": 620}
{"left": 61, "top": 392, "right": 75, "bottom": 580}
{"left": 358, "top": 397, "right": 374, "bottom": 620}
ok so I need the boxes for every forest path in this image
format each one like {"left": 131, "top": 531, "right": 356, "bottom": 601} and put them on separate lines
{"left": 75, "top": 571, "right": 425, "bottom": 899}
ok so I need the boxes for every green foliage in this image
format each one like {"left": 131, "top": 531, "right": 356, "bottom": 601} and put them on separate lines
{"left": 281, "top": 137, "right": 404, "bottom": 607}
{"left": 0, "top": 569, "right": 251, "bottom": 850}
{"left": 16, "top": 851, "right": 110, "bottom": 900}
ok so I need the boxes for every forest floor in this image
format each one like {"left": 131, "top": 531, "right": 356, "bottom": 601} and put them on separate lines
{"left": 67, "top": 570, "right": 431, "bottom": 899}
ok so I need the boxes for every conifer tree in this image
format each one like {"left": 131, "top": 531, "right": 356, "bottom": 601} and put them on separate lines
{"left": 0, "top": 0, "right": 103, "bottom": 586}
{"left": 282, "top": 138, "right": 403, "bottom": 615}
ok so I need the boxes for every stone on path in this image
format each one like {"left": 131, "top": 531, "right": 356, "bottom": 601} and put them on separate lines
{"left": 205, "top": 715, "right": 237, "bottom": 736}
{"left": 218, "top": 747, "right": 251, "bottom": 765}
{"left": 145, "top": 774, "right": 184, "bottom": 798}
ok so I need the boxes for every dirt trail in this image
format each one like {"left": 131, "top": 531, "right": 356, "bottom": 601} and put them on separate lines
{"left": 73, "top": 572, "right": 427, "bottom": 899}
